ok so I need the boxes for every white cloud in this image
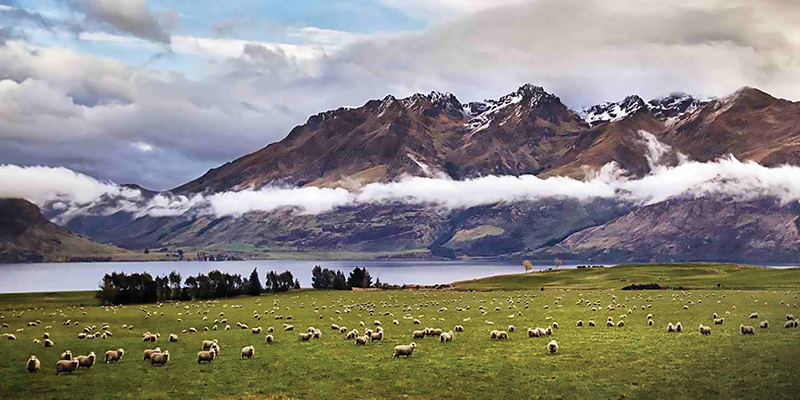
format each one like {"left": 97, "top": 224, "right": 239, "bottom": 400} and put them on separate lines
{"left": 131, "top": 141, "right": 153, "bottom": 152}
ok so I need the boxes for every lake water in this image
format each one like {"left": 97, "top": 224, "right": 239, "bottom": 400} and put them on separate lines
{"left": 0, "top": 260, "right": 589, "bottom": 294}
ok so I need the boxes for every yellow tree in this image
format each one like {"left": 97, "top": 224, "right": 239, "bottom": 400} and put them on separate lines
{"left": 523, "top": 260, "right": 533, "bottom": 273}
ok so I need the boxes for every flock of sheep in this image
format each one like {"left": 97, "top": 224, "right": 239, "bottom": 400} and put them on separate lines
{"left": 4, "top": 287, "right": 800, "bottom": 377}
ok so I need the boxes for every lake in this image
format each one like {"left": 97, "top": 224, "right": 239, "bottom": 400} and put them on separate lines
{"left": 0, "top": 260, "right": 594, "bottom": 294}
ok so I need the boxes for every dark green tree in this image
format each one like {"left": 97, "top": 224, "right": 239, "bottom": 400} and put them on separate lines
{"left": 247, "top": 268, "right": 263, "bottom": 296}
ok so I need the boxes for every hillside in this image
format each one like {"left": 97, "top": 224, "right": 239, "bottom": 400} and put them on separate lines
{"left": 0, "top": 199, "right": 123, "bottom": 263}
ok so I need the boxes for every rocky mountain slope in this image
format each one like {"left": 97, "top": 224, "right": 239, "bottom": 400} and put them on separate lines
{"left": 55, "top": 85, "right": 800, "bottom": 263}
{"left": 0, "top": 199, "right": 122, "bottom": 263}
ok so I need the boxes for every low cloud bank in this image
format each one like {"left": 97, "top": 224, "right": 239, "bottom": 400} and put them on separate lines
{"left": 4, "top": 133, "right": 800, "bottom": 222}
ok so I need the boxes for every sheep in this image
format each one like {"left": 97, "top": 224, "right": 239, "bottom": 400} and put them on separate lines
{"left": 55, "top": 359, "right": 80, "bottom": 375}
{"left": 251, "top": 327, "right": 262, "bottom": 334}
{"left": 788, "top": 314, "right": 796, "bottom": 321}
{"left": 26, "top": 356, "right": 41, "bottom": 373}
{"left": 413, "top": 319, "right": 421, "bottom": 325}
{"left": 76, "top": 352, "right": 96, "bottom": 369}
{"left": 143, "top": 348, "right": 162, "bottom": 360}
{"left": 699, "top": 325, "right": 712, "bottom": 335}
{"left": 313, "top": 329, "right": 322, "bottom": 339}
{"left": 748, "top": 313, "right": 759, "bottom": 319}
{"left": 785, "top": 320, "right": 796, "bottom": 328}
{"left": 371, "top": 331, "right": 383, "bottom": 341}
{"left": 225, "top": 325, "right": 231, "bottom": 331}
{"left": 455, "top": 325, "right": 464, "bottom": 332}
{"left": 197, "top": 348, "right": 217, "bottom": 364}
{"left": 347, "top": 330, "right": 358, "bottom": 340}
{"left": 265, "top": 334, "right": 275, "bottom": 344}
{"left": 330, "top": 324, "right": 339, "bottom": 331}
{"left": 607, "top": 320, "right": 614, "bottom": 327}
{"left": 740, "top": 324, "right": 755, "bottom": 335}
{"left": 78, "top": 332, "right": 86, "bottom": 339}
{"left": 284, "top": 325, "right": 295, "bottom": 331}
{"left": 508, "top": 325, "right": 516, "bottom": 333}
{"left": 373, "top": 320, "right": 382, "bottom": 326}
{"left": 143, "top": 334, "right": 157, "bottom": 342}
{"left": 412, "top": 330, "right": 426, "bottom": 339}
{"left": 617, "top": 320, "right": 625, "bottom": 328}
{"left": 60, "top": 350, "right": 72, "bottom": 360}
{"left": 151, "top": 351, "right": 169, "bottom": 366}
{"left": 43, "top": 332, "right": 50, "bottom": 339}
{"left": 667, "top": 323, "right": 676, "bottom": 332}
{"left": 588, "top": 320, "right": 596, "bottom": 327}
{"left": 646, "top": 314, "right": 653, "bottom": 320}
{"left": 392, "top": 342, "right": 417, "bottom": 358}
{"left": 547, "top": 339, "right": 559, "bottom": 354}
{"left": 675, "top": 322, "right": 683, "bottom": 332}
{"left": 527, "top": 328, "right": 538, "bottom": 338}
{"left": 440, "top": 331, "right": 454, "bottom": 342}
{"left": 169, "top": 334, "right": 178, "bottom": 342}
{"left": 202, "top": 340, "right": 218, "bottom": 351}
{"left": 104, "top": 349, "right": 124, "bottom": 363}
{"left": 759, "top": 320, "right": 769, "bottom": 329}
{"left": 43, "top": 339, "right": 53, "bottom": 348}
{"left": 714, "top": 318, "right": 724, "bottom": 325}
{"left": 393, "top": 320, "right": 400, "bottom": 325}
{"left": 490, "top": 330, "right": 499, "bottom": 339}
{"left": 552, "top": 322, "right": 559, "bottom": 329}
{"left": 241, "top": 345, "right": 255, "bottom": 359}
{"left": 576, "top": 320, "right": 583, "bottom": 327}
{"left": 648, "top": 320, "right": 654, "bottom": 326}
{"left": 355, "top": 336, "right": 368, "bottom": 345}
{"left": 298, "top": 333, "right": 312, "bottom": 341}
{"left": 494, "top": 331, "right": 509, "bottom": 340}
{"left": 339, "top": 326, "right": 348, "bottom": 334}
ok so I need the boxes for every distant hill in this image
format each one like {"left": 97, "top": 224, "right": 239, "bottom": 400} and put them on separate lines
{"left": 0, "top": 198, "right": 123, "bottom": 263}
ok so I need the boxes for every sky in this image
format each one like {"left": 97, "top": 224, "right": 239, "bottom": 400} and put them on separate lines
{"left": 1, "top": 0, "right": 800, "bottom": 191}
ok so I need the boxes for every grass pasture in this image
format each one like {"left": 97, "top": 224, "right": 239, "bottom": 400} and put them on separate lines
{"left": 0, "top": 264, "right": 799, "bottom": 399}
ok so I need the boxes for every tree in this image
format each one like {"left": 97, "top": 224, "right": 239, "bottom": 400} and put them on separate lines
{"left": 247, "top": 268, "right": 263, "bottom": 296}
{"left": 347, "top": 267, "right": 373, "bottom": 288}
{"left": 168, "top": 270, "right": 182, "bottom": 300}
{"left": 311, "top": 265, "right": 324, "bottom": 289}
{"left": 294, "top": 279, "right": 301, "bottom": 289}
{"left": 375, "top": 277, "right": 382, "bottom": 288}
{"left": 333, "top": 270, "right": 348, "bottom": 290}
{"left": 523, "top": 260, "right": 533, "bottom": 273}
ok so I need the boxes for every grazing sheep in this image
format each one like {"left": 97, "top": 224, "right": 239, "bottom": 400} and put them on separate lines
{"left": 713, "top": 313, "right": 718, "bottom": 319}
{"left": 588, "top": 320, "right": 596, "bottom": 327}
{"left": 41, "top": 339, "right": 53, "bottom": 347}
{"left": 60, "top": 350, "right": 72, "bottom": 360}
{"left": 617, "top": 320, "right": 625, "bottom": 328}
{"left": 527, "top": 328, "right": 538, "bottom": 338}
{"left": 265, "top": 335, "right": 275, "bottom": 344}
{"left": 251, "top": 327, "right": 262, "bottom": 334}
{"left": 576, "top": 320, "right": 583, "bottom": 327}
{"left": 490, "top": 330, "right": 499, "bottom": 339}
{"left": 675, "top": 322, "right": 683, "bottom": 332}
{"left": 412, "top": 330, "right": 426, "bottom": 339}
{"left": 298, "top": 333, "right": 312, "bottom": 341}
{"left": 373, "top": 320, "right": 381, "bottom": 326}
{"left": 347, "top": 330, "right": 358, "bottom": 340}
{"left": 740, "top": 324, "right": 755, "bottom": 335}
{"left": 393, "top": 320, "right": 400, "bottom": 325}
{"left": 371, "top": 331, "right": 383, "bottom": 341}
{"left": 268, "top": 327, "right": 274, "bottom": 333}
{"left": 714, "top": 318, "right": 724, "bottom": 325}
{"left": 169, "top": 334, "right": 178, "bottom": 342}
{"left": 197, "top": 348, "right": 217, "bottom": 364}
{"left": 330, "top": 324, "right": 339, "bottom": 331}
{"left": 104, "top": 349, "right": 124, "bottom": 363}
{"left": 143, "top": 334, "right": 157, "bottom": 342}
{"left": 55, "top": 359, "right": 80, "bottom": 375}
{"left": 440, "top": 331, "right": 454, "bottom": 342}
{"left": 699, "top": 325, "right": 711, "bottom": 335}
{"left": 759, "top": 320, "right": 769, "bottom": 329}
{"left": 547, "top": 340, "right": 559, "bottom": 354}
{"left": 455, "top": 325, "right": 464, "bottom": 332}
{"left": 787, "top": 314, "right": 796, "bottom": 321}
{"left": 646, "top": 314, "right": 653, "bottom": 320}
{"left": 150, "top": 351, "right": 169, "bottom": 366}
{"left": 313, "top": 329, "right": 322, "bottom": 339}
{"left": 76, "top": 352, "right": 95, "bottom": 369}
{"left": 667, "top": 323, "right": 676, "bottom": 332}
{"left": 545, "top": 327, "right": 552, "bottom": 335}
{"left": 495, "top": 331, "right": 509, "bottom": 340}
{"left": 340, "top": 327, "right": 348, "bottom": 334}
{"left": 785, "top": 320, "right": 795, "bottom": 328}
{"left": 225, "top": 325, "right": 231, "bottom": 331}
{"left": 284, "top": 325, "right": 294, "bottom": 331}
{"left": 143, "top": 348, "right": 161, "bottom": 360}
{"left": 26, "top": 356, "right": 41, "bottom": 373}
{"left": 413, "top": 319, "right": 421, "bottom": 325}
{"left": 78, "top": 332, "right": 86, "bottom": 339}
{"left": 648, "top": 320, "right": 654, "bottom": 326}
{"left": 241, "top": 346, "right": 255, "bottom": 359}
{"left": 202, "top": 340, "right": 218, "bottom": 351}
{"left": 552, "top": 322, "right": 559, "bottom": 329}
{"left": 355, "top": 336, "right": 368, "bottom": 345}
{"left": 392, "top": 342, "right": 417, "bottom": 358}
{"left": 606, "top": 320, "right": 614, "bottom": 327}
{"left": 748, "top": 313, "right": 759, "bottom": 319}
{"left": 508, "top": 325, "right": 515, "bottom": 333}
{"left": 43, "top": 332, "right": 50, "bottom": 339}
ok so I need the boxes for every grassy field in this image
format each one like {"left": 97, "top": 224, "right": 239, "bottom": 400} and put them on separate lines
{"left": 1, "top": 264, "right": 800, "bottom": 399}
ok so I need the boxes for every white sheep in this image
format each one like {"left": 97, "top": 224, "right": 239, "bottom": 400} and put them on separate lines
{"left": 26, "top": 356, "right": 40, "bottom": 373}
{"left": 241, "top": 345, "right": 255, "bottom": 359}
{"left": 508, "top": 325, "right": 515, "bottom": 333}
{"left": 699, "top": 325, "right": 711, "bottom": 335}
{"left": 675, "top": 322, "right": 683, "bottom": 332}
{"left": 617, "top": 320, "right": 625, "bottom": 327}
{"left": 169, "top": 334, "right": 178, "bottom": 342}
{"left": 265, "top": 334, "right": 275, "bottom": 344}
{"left": 439, "top": 331, "right": 454, "bottom": 342}
{"left": 714, "top": 318, "right": 724, "bottom": 325}
{"left": 576, "top": 320, "right": 583, "bottom": 327}
{"left": 197, "top": 348, "right": 217, "bottom": 364}
{"left": 547, "top": 339, "right": 559, "bottom": 354}
{"left": 740, "top": 324, "right": 755, "bottom": 335}
{"left": 44, "top": 339, "right": 54, "bottom": 347}
{"left": 759, "top": 320, "right": 769, "bottom": 329}
{"left": 494, "top": 331, "right": 508, "bottom": 340}
{"left": 355, "top": 336, "right": 367, "bottom": 345}
{"left": 667, "top": 323, "right": 675, "bottom": 332}
{"left": 76, "top": 352, "right": 96, "bottom": 369}
{"left": 299, "top": 332, "right": 312, "bottom": 341}
{"left": 151, "top": 351, "right": 169, "bottom": 366}
{"left": 412, "top": 330, "right": 425, "bottom": 339}
{"left": 748, "top": 312, "right": 759, "bottom": 319}
{"left": 251, "top": 327, "right": 262, "bottom": 334}
{"left": 648, "top": 320, "right": 654, "bottom": 326}
{"left": 202, "top": 339, "right": 218, "bottom": 351}
{"left": 60, "top": 350, "right": 72, "bottom": 360}
{"left": 588, "top": 320, "right": 596, "bottom": 327}
{"left": 55, "top": 359, "right": 80, "bottom": 375}
{"left": 455, "top": 325, "right": 464, "bottom": 332}
{"left": 784, "top": 320, "right": 795, "bottom": 328}
{"left": 104, "top": 348, "right": 124, "bottom": 363}
{"left": 143, "top": 348, "right": 161, "bottom": 360}
{"left": 392, "top": 342, "right": 417, "bottom": 358}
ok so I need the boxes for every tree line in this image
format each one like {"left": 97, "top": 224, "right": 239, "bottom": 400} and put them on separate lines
{"left": 96, "top": 268, "right": 298, "bottom": 304}
{"left": 311, "top": 266, "right": 380, "bottom": 290}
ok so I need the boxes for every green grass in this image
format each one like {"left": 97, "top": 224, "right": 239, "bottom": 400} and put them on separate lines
{"left": 1, "top": 264, "right": 800, "bottom": 399}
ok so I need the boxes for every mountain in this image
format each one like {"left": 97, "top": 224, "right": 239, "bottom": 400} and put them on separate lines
{"left": 0, "top": 199, "right": 123, "bottom": 263}
{"left": 56, "top": 85, "right": 800, "bottom": 263}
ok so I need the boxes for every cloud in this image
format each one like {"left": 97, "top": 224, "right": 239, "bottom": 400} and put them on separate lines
{"left": 67, "top": 0, "right": 177, "bottom": 44}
